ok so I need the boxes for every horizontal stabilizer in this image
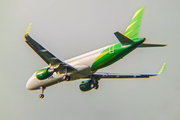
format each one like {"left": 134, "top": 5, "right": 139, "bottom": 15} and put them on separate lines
{"left": 114, "top": 31, "right": 134, "bottom": 45}
{"left": 139, "top": 43, "right": 167, "bottom": 47}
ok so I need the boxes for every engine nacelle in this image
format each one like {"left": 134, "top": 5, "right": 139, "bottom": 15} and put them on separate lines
{"left": 79, "top": 80, "right": 93, "bottom": 92}
{"left": 36, "top": 67, "right": 54, "bottom": 80}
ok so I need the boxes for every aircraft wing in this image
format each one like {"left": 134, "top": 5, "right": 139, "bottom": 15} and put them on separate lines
{"left": 91, "top": 73, "right": 157, "bottom": 79}
{"left": 24, "top": 23, "right": 77, "bottom": 73}
{"left": 88, "top": 63, "right": 166, "bottom": 79}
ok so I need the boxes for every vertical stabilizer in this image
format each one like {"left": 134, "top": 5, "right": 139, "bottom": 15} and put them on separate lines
{"left": 124, "top": 7, "right": 144, "bottom": 39}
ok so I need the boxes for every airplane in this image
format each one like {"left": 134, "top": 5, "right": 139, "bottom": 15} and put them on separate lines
{"left": 25, "top": 7, "right": 166, "bottom": 99}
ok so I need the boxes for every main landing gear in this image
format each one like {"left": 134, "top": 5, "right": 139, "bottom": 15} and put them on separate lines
{"left": 39, "top": 86, "right": 46, "bottom": 99}
{"left": 62, "top": 66, "right": 71, "bottom": 81}
{"left": 91, "top": 76, "right": 100, "bottom": 90}
{"left": 63, "top": 75, "right": 71, "bottom": 81}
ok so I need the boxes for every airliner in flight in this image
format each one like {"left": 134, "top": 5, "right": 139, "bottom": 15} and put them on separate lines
{"left": 25, "top": 7, "right": 166, "bottom": 99}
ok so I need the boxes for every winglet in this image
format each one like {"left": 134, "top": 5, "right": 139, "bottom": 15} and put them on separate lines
{"left": 158, "top": 62, "right": 166, "bottom": 75}
{"left": 25, "top": 23, "right": 32, "bottom": 35}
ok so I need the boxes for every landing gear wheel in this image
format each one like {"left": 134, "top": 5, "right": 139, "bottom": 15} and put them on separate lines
{"left": 91, "top": 77, "right": 100, "bottom": 90}
{"left": 39, "top": 94, "right": 44, "bottom": 99}
{"left": 39, "top": 86, "right": 45, "bottom": 99}
{"left": 91, "top": 82, "right": 99, "bottom": 89}
{"left": 63, "top": 75, "right": 70, "bottom": 81}
{"left": 67, "top": 76, "right": 70, "bottom": 81}
{"left": 91, "top": 83, "right": 94, "bottom": 88}
{"left": 95, "top": 84, "right": 99, "bottom": 89}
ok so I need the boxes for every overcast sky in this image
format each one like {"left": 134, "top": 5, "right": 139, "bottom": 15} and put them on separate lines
{"left": 0, "top": 0, "right": 180, "bottom": 120}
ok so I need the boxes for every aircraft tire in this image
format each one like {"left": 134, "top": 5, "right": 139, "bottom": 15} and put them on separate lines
{"left": 95, "top": 84, "right": 99, "bottom": 89}
{"left": 91, "top": 83, "right": 94, "bottom": 88}
{"left": 39, "top": 94, "right": 44, "bottom": 99}
{"left": 67, "top": 76, "right": 70, "bottom": 81}
{"left": 63, "top": 75, "right": 70, "bottom": 81}
{"left": 63, "top": 75, "right": 67, "bottom": 80}
{"left": 91, "top": 83, "right": 99, "bottom": 89}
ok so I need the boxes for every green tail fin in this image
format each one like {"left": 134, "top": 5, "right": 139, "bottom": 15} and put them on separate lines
{"left": 124, "top": 7, "right": 144, "bottom": 39}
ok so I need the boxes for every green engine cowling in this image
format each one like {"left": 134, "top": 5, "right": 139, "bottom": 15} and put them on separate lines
{"left": 79, "top": 80, "right": 93, "bottom": 92}
{"left": 36, "top": 67, "right": 54, "bottom": 80}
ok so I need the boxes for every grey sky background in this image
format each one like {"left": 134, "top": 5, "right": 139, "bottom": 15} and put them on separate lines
{"left": 0, "top": 0, "right": 179, "bottom": 120}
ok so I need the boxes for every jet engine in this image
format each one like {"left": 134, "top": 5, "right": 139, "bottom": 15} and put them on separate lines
{"left": 79, "top": 80, "right": 93, "bottom": 92}
{"left": 36, "top": 67, "right": 54, "bottom": 80}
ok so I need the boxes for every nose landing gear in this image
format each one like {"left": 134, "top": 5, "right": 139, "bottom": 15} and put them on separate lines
{"left": 39, "top": 94, "right": 44, "bottom": 99}
{"left": 39, "top": 86, "right": 46, "bottom": 99}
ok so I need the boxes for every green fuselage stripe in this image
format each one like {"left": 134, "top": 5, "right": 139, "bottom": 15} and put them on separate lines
{"left": 91, "top": 40, "right": 144, "bottom": 71}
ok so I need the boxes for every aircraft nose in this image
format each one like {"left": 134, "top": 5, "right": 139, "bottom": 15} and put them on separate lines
{"left": 26, "top": 80, "right": 33, "bottom": 90}
{"left": 26, "top": 75, "right": 40, "bottom": 90}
